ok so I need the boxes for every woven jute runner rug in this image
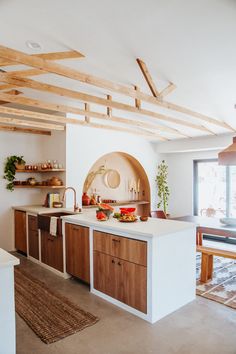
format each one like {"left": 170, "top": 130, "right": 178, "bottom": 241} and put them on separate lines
{"left": 196, "top": 253, "right": 236, "bottom": 309}
{"left": 15, "top": 267, "right": 99, "bottom": 344}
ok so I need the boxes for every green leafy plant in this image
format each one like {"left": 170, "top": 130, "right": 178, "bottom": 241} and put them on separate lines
{"left": 3, "top": 155, "right": 25, "bottom": 191}
{"left": 156, "top": 160, "right": 170, "bottom": 214}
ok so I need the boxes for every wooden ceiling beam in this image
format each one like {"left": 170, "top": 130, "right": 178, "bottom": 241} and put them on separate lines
{"left": 0, "top": 45, "right": 230, "bottom": 131}
{"left": 0, "top": 92, "right": 182, "bottom": 136}
{"left": 0, "top": 99, "right": 174, "bottom": 140}
{"left": 134, "top": 85, "right": 141, "bottom": 109}
{"left": 160, "top": 82, "right": 176, "bottom": 97}
{"left": 0, "top": 117, "right": 65, "bottom": 130}
{"left": 0, "top": 74, "right": 215, "bottom": 134}
{"left": 136, "top": 58, "right": 160, "bottom": 97}
{"left": 0, "top": 125, "right": 51, "bottom": 135}
{"left": 0, "top": 50, "right": 84, "bottom": 67}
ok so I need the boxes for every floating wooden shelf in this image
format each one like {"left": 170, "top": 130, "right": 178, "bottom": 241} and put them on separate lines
{"left": 14, "top": 185, "right": 65, "bottom": 189}
{"left": 83, "top": 200, "right": 150, "bottom": 208}
{"left": 15, "top": 169, "right": 65, "bottom": 173}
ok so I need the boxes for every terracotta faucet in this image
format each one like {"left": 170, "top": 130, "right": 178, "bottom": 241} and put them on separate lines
{"left": 62, "top": 187, "right": 80, "bottom": 212}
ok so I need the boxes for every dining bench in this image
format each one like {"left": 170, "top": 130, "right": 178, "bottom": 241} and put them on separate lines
{"left": 197, "top": 245, "right": 236, "bottom": 282}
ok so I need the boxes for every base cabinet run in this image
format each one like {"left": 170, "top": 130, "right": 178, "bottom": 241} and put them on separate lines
{"left": 65, "top": 223, "right": 90, "bottom": 284}
{"left": 93, "top": 231, "right": 147, "bottom": 313}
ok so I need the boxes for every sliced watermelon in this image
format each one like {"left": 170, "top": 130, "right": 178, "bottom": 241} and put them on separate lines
{"left": 98, "top": 203, "right": 114, "bottom": 211}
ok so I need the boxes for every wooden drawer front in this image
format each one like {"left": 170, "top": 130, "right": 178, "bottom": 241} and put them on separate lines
{"left": 93, "top": 231, "right": 147, "bottom": 266}
{"left": 28, "top": 215, "right": 38, "bottom": 231}
{"left": 93, "top": 251, "right": 147, "bottom": 313}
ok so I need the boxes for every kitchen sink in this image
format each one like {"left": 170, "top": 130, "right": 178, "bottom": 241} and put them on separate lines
{"left": 38, "top": 212, "right": 74, "bottom": 236}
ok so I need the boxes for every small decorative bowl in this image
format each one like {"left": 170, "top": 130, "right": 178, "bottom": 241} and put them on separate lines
{"left": 140, "top": 216, "right": 148, "bottom": 222}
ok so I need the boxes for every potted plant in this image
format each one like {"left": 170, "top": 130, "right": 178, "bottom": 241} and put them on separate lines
{"left": 4, "top": 155, "right": 25, "bottom": 191}
{"left": 156, "top": 160, "right": 170, "bottom": 214}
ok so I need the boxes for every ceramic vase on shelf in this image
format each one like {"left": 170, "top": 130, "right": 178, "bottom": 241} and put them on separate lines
{"left": 82, "top": 192, "right": 90, "bottom": 206}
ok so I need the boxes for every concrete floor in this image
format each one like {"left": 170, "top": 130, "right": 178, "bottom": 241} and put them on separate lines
{"left": 16, "top": 255, "right": 236, "bottom": 354}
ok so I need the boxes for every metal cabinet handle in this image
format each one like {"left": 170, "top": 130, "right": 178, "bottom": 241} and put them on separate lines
{"left": 111, "top": 259, "right": 115, "bottom": 264}
{"left": 112, "top": 239, "right": 120, "bottom": 243}
{"left": 118, "top": 261, "right": 122, "bottom": 266}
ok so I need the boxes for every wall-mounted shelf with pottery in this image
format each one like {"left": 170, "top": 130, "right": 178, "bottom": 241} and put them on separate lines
{"left": 13, "top": 185, "right": 65, "bottom": 189}
{"left": 15, "top": 169, "right": 66, "bottom": 173}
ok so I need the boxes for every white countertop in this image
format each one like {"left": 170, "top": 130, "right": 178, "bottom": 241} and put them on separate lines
{"left": 62, "top": 213, "right": 196, "bottom": 238}
{"left": 12, "top": 205, "right": 80, "bottom": 215}
{"left": 0, "top": 249, "right": 19, "bottom": 268}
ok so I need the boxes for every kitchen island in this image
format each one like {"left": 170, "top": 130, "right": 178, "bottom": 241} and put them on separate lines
{"left": 0, "top": 249, "right": 19, "bottom": 354}
{"left": 62, "top": 213, "right": 196, "bottom": 323}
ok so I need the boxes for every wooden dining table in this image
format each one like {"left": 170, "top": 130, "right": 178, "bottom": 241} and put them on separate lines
{"left": 171, "top": 215, "right": 236, "bottom": 246}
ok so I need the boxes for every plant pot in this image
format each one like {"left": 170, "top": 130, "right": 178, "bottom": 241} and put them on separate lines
{"left": 15, "top": 163, "right": 25, "bottom": 170}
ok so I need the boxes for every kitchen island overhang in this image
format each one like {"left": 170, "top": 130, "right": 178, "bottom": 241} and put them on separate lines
{"left": 62, "top": 214, "right": 196, "bottom": 324}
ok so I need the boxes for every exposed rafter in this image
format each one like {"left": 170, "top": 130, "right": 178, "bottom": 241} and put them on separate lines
{"left": 0, "top": 44, "right": 232, "bottom": 132}
{"left": 0, "top": 117, "right": 65, "bottom": 130}
{"left": 0, "top": 73, "right": 215, "bottom": 134}
{"left": 0, "top": 101, "right": 169, "bottom": 140}
{"left": 136, "top": 58, "right": 160, "bottom": 97}
{"left": 0, "top": 125, "right": 51, "bottom": 135}
{"left": 0, "top": 50, "right": 84, "bottom": 67}
{"left": 160, "top": 82, "right": 176, "bottom": 98}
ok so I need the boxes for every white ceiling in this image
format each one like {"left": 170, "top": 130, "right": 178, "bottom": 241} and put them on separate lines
{"left": 0, "top": 0, "right": 236, "bottom": 140}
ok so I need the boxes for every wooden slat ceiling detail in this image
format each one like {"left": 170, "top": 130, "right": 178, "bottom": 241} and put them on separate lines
{"left": 0, "top": 125, "right": 51, "bottom": 135}
{"left": 0, "top": 44, "right": 234, "bottom": 138}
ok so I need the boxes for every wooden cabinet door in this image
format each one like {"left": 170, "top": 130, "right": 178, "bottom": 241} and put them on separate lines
{"left": 65, "top": 224, "right": 90, "bottom": 283}
{"left": 41, "top": 230, "right": 63, "bottom": 272}
{"left": 28, "top": 215, "right": 39, "bottom": 260}
{"left": 119, "top": 260, "right": 147, "bottom": 313}
{"left": 93, "top": 251, "right": 118, "bottom": 298}
{"left": 14, "top": 210, "right": 27, "bottom": 253}
{"left": 93, "top": 251, "right": 147, "bottom": 313}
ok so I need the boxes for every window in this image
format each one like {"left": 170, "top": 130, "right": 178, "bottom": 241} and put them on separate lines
{"left": 194, "top": 159, "right": 236, "bottom": 218}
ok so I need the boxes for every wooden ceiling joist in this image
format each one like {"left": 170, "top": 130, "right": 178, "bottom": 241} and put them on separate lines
{"left": 0, "top": 44, "right": 231, "bottom": 132}
{"left": 0, "top": 125, "right": 51, "bottom": 135}
{"left": 0, "top": 117, "right": 65, "bottom": 130}
{"left": 0, "top": 99, "right": 173, "bottom": 139}
{"left": 0, "top": 50, "right": 84, "bottom": 67}
{"left": 159, "top": 82, "right": 176, "bottom": 98}
{"left": 134, "top": 86, "right": 141, "bottom": 109}
{"left": 0, "top": 73, "right": 215, "bottom": 134}
{"left": 0, "top": 92, "right": 190, "bottom": 138}
{"left": 136, "top": 58, "right": 160, "bottom": 97}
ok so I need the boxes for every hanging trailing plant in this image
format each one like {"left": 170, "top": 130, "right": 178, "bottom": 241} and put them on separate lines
{"left": 3, "top": 155, "right": 25, "bottom": 191}
{"left": 156, "top": 160, "right": 170, "bottom": 214}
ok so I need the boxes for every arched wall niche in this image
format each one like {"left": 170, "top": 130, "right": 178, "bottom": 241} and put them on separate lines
{"left": 82, "top": 151, "right": 150, "bottom": 214}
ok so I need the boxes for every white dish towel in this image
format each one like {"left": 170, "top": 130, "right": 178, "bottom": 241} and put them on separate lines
{"left": 50, "top": 217, "right": 58, "bottom": 237}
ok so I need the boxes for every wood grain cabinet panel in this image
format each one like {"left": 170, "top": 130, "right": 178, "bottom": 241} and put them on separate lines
{"left": 14, "top": 210, "right": 27, "bottom": 253}
{"left": 65, "top": 223, "right": 90, "bottom": 283}
{"left": 28, "top": 215, "right": 39, "bottom": 260}
{"left": 93, "top": 231, "right": 147, "bottom": 266}
{"left": 93, "top": 251, "right": 147, "bottom": 313}
{"left": 41, "top": 230, "right": 63, "bottom": 272}
{"left": 93, "top": 251, "right": 118, "bottom": 298}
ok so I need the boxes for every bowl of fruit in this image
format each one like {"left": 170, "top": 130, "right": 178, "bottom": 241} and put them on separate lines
{"left": 119, "top": 207, "right": 136, "bottom": 216}
{"left": 96, "top": 203, "right": 114, "bottom": 221}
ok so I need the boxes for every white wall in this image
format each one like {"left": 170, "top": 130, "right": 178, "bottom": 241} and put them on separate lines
{"left": 157, "top": 134, "right": 235, "bottom": 217}
{"left": 66, "top": 123, "right": 159, "bottom": 211}
{"left": 0, "top": 130, "right": 66, "bottom": 251}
